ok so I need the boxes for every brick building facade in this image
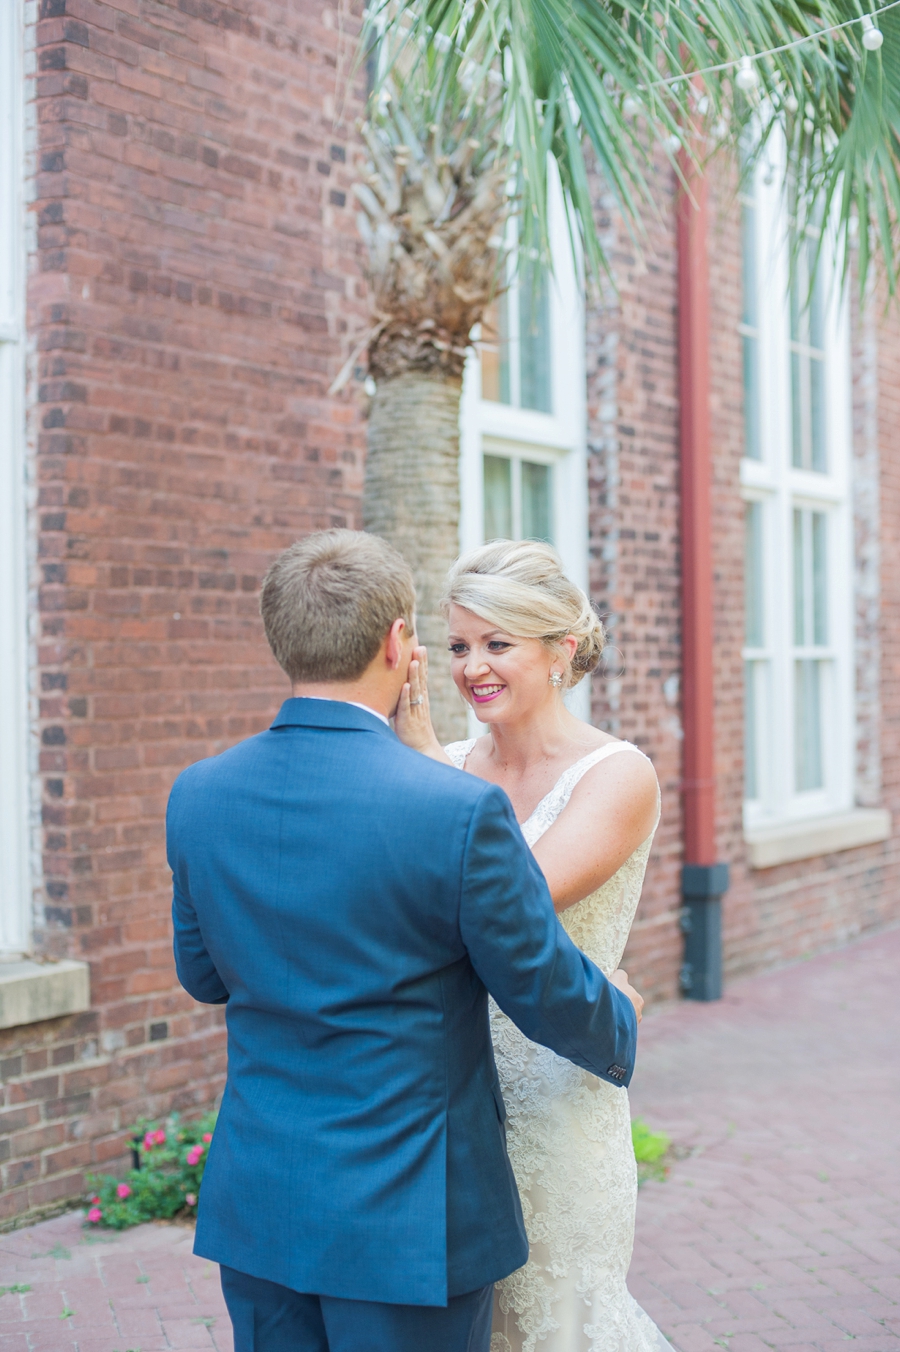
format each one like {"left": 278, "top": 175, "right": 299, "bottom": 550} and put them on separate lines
{"left": 592, "top": 171, "right": 900, "bottom": 1003}
{"left": 1, "top": 0, "right": 897, "bottom": 1225}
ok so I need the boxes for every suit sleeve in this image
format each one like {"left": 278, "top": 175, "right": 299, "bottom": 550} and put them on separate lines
{"left": 167, "top": 780, "right": 230, "bottom": 1006}
{"left": 458, "top": 783, "right": 637, "bottom": 1087}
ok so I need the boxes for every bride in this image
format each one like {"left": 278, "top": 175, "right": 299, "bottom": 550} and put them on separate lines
{"left": 395, "top": 539, "right": 672, "bottom": 1352}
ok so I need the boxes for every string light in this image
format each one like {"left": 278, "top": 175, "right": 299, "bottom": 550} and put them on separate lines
{"left": 862, "top": 14, "right": 885, "bottom": 48}
{"left": 650, "top": 0, "right": 897, "bottom": 89}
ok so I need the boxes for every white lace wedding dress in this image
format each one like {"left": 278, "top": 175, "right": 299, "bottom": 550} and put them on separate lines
{"left": 445, "top": 739, "right": 672, "bottom": 1352}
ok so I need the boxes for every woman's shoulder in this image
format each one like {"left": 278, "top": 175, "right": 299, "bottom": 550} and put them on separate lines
{"left": 443, "top": 736, "right": 479, "bottom": 770}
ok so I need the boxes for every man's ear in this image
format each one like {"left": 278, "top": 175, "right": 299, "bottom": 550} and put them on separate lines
{"left": 384, "top": 617, "right": 409, "bottom": 671}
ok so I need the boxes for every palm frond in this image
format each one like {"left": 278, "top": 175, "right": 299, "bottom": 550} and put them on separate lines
{"left": 355, "top": 38, "right": 514, "bottom": 372}
{"left": 368, "top": 0, "right": 900, "bottom": 297}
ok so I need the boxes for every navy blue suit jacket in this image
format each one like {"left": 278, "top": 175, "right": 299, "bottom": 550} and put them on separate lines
{"left": 168, "top": 698, "right": 637, "bottom": 1306}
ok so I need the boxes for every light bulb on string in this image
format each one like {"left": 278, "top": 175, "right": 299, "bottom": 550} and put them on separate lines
{"left": 861, "top": 15, "right": 884, "bottom": 49}
{"left": 636, "top": 1, "right": 893, "bottom": 101}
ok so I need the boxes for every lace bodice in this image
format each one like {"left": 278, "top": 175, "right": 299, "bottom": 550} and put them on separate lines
{"left": 444, "top": 737, "right": 668, "bottom": 1352}
{"left": 444, "top": 738, "right": 658, "bottom": 976}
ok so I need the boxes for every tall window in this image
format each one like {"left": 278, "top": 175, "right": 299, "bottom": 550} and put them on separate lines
{"left": 0, "top": 0, "right": 30, "bottom": 955}
{"left": 740, "top": 143, "right": 853, "bottom": 829}
{"left": 459, "top": 172, "right": 588, "bottom": 717}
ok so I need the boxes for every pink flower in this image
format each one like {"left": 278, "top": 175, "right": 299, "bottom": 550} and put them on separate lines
{"left": 143, "top": 1132, "right": 155, "bottom": 1151}
{"left": 87, "top": 1207, "right": 102, "bottom": 1223}
{"left": 153, "top": 1129, "right": 166, "bottom": 1145}
{"left": 186, "top": 1145, "right": 203, "bottom": 1166}
{"left": 202, "top": 1132, "right": 212, "bottom": 1143}
{"left": 185, "top": 1193, "right": 197, "bottom": 1207}
{"left": 116, "top": 1183, "right": 132, "bottom": 1199}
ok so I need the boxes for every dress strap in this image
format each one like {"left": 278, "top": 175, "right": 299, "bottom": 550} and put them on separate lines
{"left": 554, "top": 746, "right": 645, "bottom": 794}
{"left": 545, "top": 742, "right": 657, "bottom": 821}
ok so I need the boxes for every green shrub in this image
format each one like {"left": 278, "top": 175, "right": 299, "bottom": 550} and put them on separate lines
{"left": 632, "top": 1117, "right": 670, "bottom": 1184}
{"left": 84, "top": 1111, "right": 216, "bottom": 1230}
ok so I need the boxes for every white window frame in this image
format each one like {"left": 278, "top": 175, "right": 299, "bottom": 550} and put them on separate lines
{"left": 459, "top": 171, "right": 589, "bottom": 719}
{"left": 740, "top": 137, "right": 855, "bottom": 832}
{"left": 0, "top": 0, "right": 32, "bottom": 957}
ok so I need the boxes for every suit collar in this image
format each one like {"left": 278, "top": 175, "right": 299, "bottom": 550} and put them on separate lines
{"left": 270, "top": 697, "right": 396, "bottom": 738}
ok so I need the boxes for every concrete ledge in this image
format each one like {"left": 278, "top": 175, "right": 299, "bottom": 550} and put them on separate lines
{"left": 0, "top": 959, "right": 90, "bottom": 1031}
{"left": 745, "top": 807, "right": 892, "bottom": 870}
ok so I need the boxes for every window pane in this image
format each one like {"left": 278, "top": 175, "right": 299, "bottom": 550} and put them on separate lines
{"left": 519, "top": 266, "right": 552, "bottom": 414}
{"left": 481, "top": 351, "right": 500, "bottom": 402}
{"left": 744, "top": 501, "right": 764, "bottom": 646}
{"left": 742, "top": 335, "right": 761, "bottom": 461}
{"left": 522, "top": 461, "right": 552, "bottom": 543}
{"left": 741, "top": 204, "right": 757, "bottom": 329}
{"left": 483, "top": 455, "right": 512, "bottom": 540}
{"left": 791, "top": 351, "right": 804, "bottom": 469}
{"left": 480, "top": 298, "right": 510, "bottom": 405}
{"left": 795, "top": 658, "right": 824, "bottom": 791}
{"left": 809, "top": 239, "right": 826, "bottom": 350}
{"left": 810, "top": 356, "right": 827, "bottom": 473}
{"left": 789, "top": 235, "right": 828, "bottom": 474}
{"left": 812, "top": 511, "right": 827, "bottom": 644}
{"left": 790, "top": 262, "right": 802, "bottom": 344}
{"left": 793, "top": 508, "right": 805, "bottom": 645}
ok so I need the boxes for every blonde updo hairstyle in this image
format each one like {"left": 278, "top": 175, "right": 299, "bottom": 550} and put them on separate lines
{"left": 442, "top": 540, "right": 605, "bottom": 690}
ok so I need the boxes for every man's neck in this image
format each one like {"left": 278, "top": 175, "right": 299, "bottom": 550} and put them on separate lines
{"left": 290, "top": 681, "right": 392, "bottom": 722}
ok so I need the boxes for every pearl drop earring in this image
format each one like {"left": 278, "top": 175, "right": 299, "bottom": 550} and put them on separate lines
{"left": 549, "top": 671, "right": 563, "bottom": 689}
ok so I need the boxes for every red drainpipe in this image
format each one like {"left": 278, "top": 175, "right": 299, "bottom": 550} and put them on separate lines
{"left": 676, "top": 153, "right": 729, "bottom": 1000}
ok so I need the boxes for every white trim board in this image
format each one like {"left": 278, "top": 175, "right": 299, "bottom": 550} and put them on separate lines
{"left": 745, "top": 807, "right": 891, "bottom": 869}
{"left": 0, "top": 0, "right": 32, "bottom": 956}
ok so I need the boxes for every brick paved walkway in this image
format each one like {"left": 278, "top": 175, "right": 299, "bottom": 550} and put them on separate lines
{"left": 0, "top": 1212, "right": 232, "bottom": 1352}
{"left": 0, "top": 927, "right": 896, "bottom": 1352}
{"left": 628, "top": 926, "right": 900, "bottom": 1352}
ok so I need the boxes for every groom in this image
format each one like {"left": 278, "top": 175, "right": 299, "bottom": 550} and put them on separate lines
{"left": 168, "top": 529, "right": 642, "bottom": 1352}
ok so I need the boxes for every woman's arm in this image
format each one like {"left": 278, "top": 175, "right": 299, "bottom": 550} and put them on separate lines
{"left": 532, "top": 750, "right": 659, "bottom": 912}
{"left": 458, "top": 783, "right": 641, "bottom": 1078}
{"left": 393, "top": 646, "right": 455, "bottom": 765}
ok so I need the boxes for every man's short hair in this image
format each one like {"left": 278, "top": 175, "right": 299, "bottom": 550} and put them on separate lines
{"left": 260, "top": 530, "right": 416, "bottom": 683}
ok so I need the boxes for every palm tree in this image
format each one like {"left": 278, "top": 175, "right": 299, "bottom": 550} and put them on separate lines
{"left": 351, "top": 49, "right": 511, "bottom": 738}
{"left": 350, "top": 0, "right": 900, "bottom": 739}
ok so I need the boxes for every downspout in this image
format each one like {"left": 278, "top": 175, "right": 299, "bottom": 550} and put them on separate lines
{"left": 676, "top": 156, "right": 729, "bottom": 1001}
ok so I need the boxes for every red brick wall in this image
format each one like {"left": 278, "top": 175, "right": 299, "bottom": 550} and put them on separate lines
{"left": 585, "top": 161, "right": 900, "bottom": 1003}
{"left": 706, "top": 177, "right": 900, "bottom": 981}
{"left": 1, "top": 0, "right": 367, "bottom": 1224}
{"left": 586, "top": 162, "right": 685, "bottom": 1003}
{"left": 7, "top": 0, "right": 900, "bottom": 1227}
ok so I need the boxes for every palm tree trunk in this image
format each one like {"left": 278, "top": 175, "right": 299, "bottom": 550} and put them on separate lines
{"left": 364, "top": 371, "right": 468, "bottom": 743}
